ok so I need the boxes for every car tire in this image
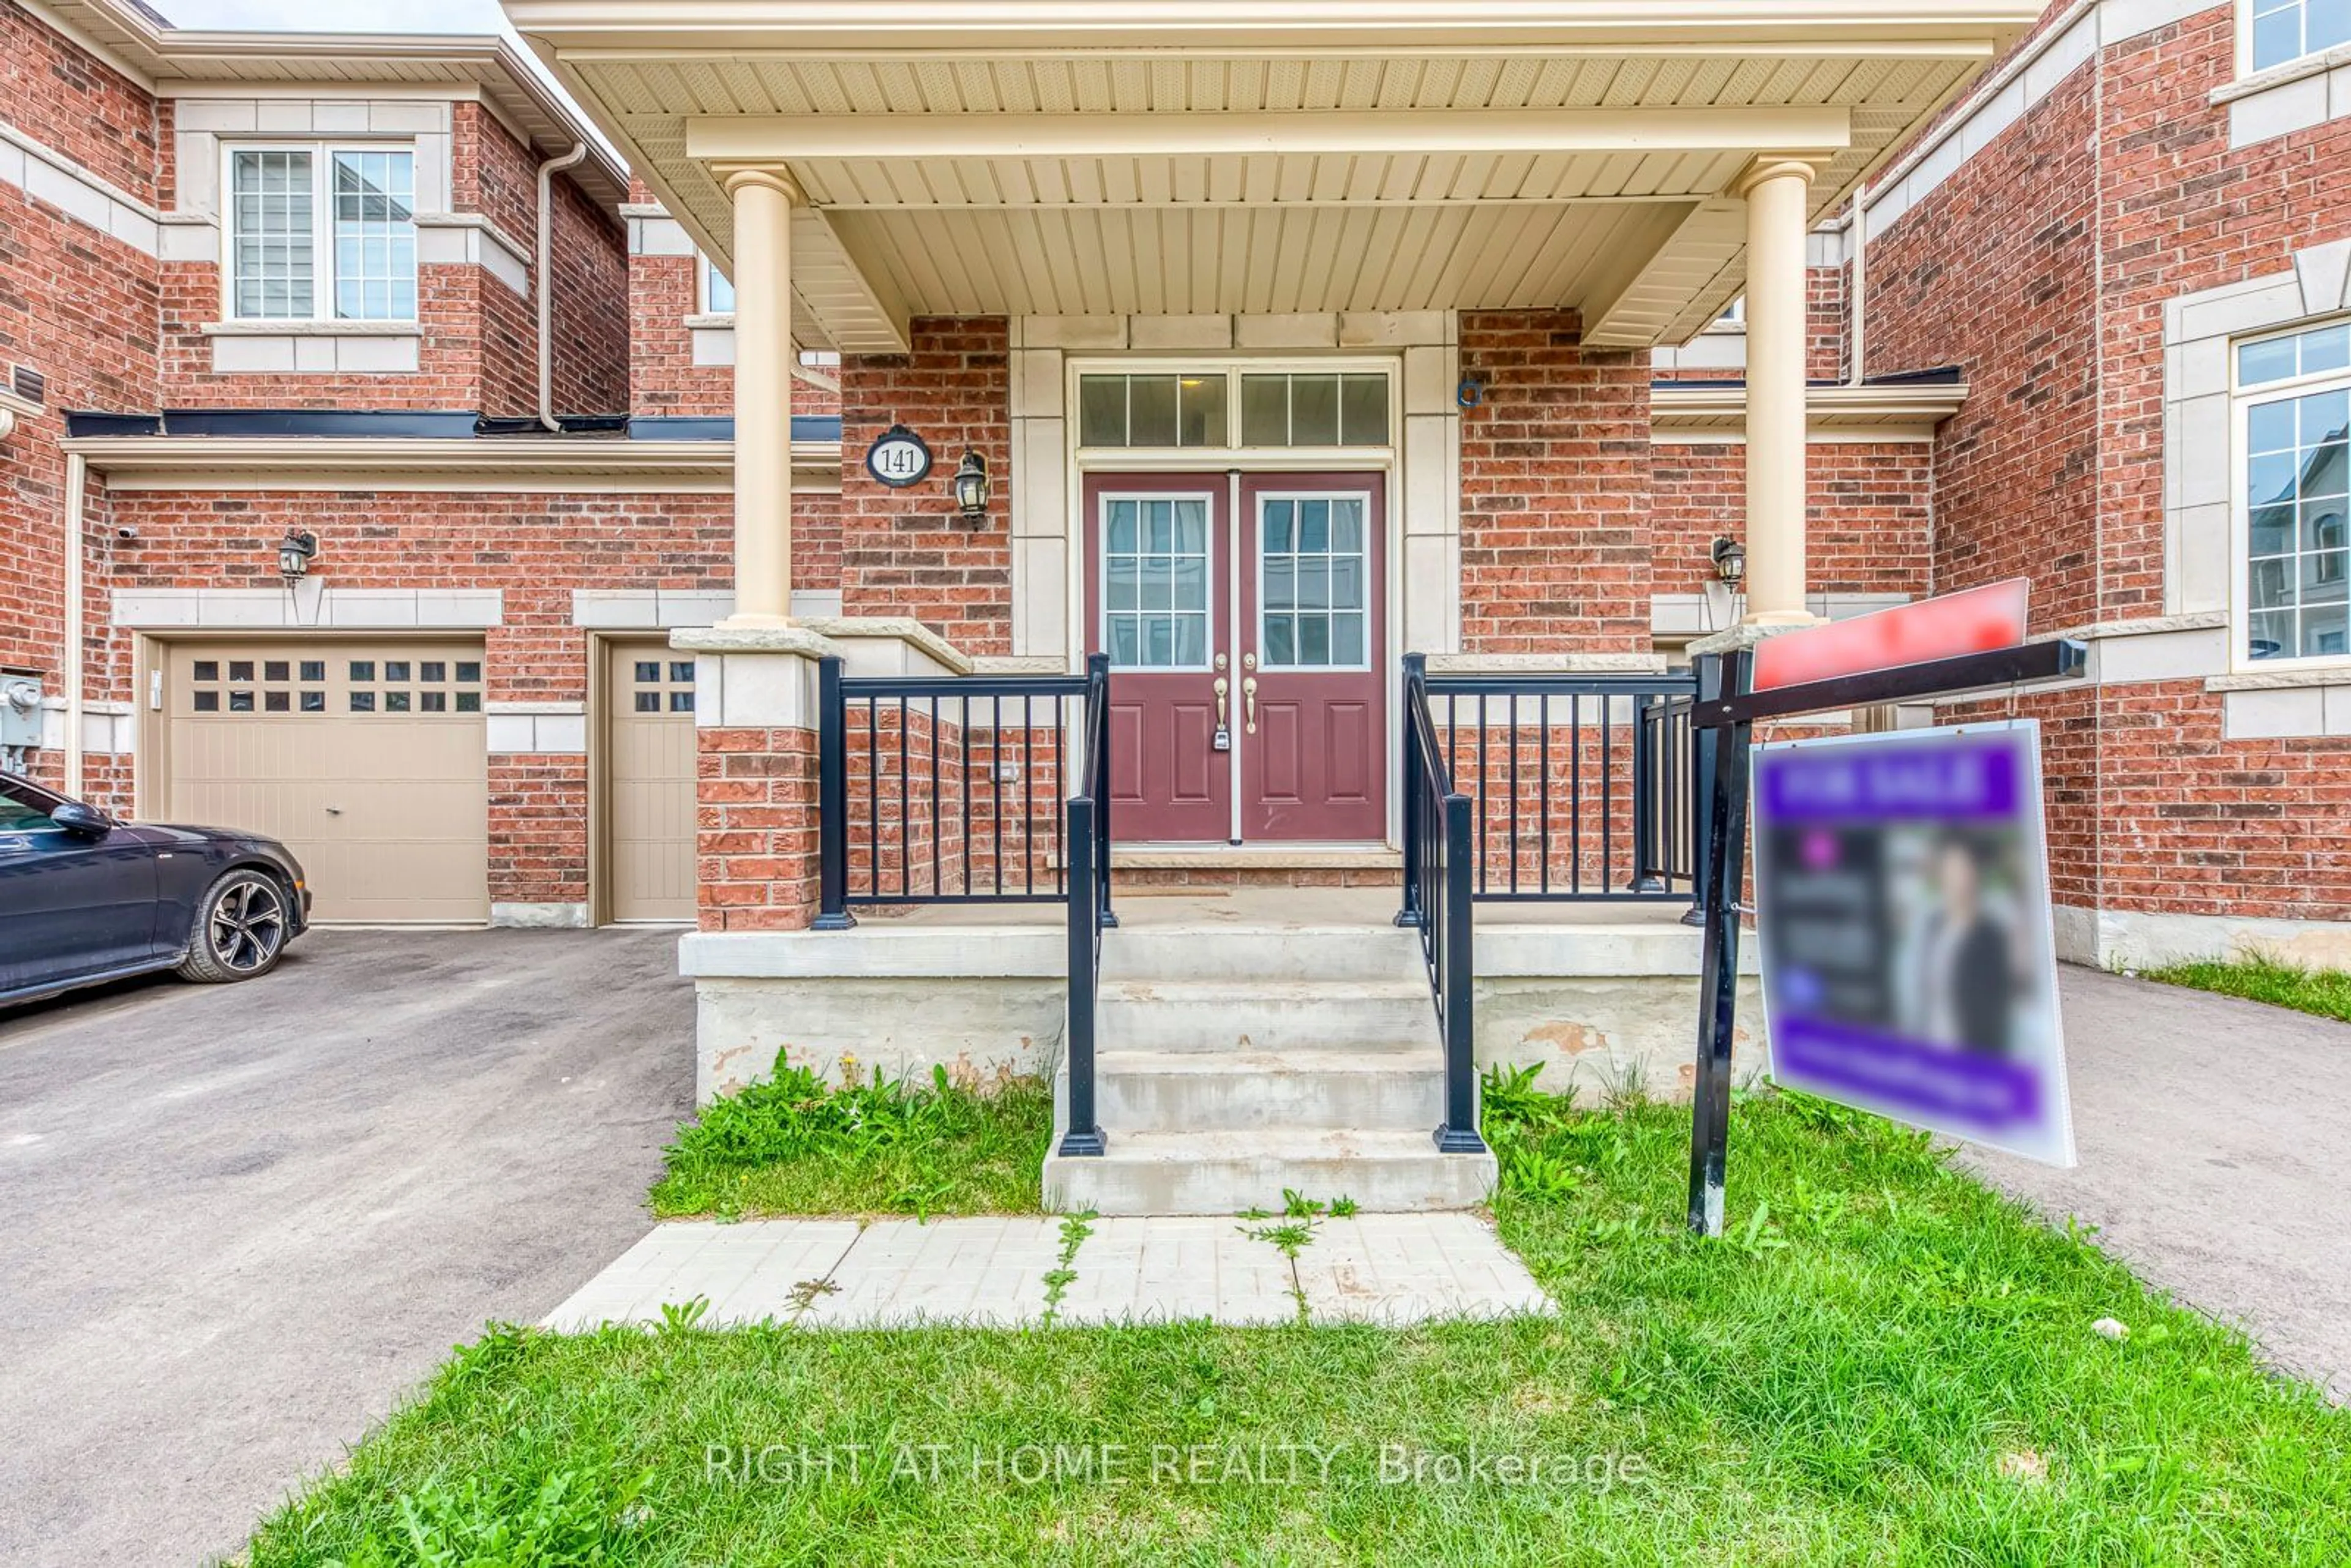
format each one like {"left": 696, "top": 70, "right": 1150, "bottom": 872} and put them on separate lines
{"left": 178, "top": 868, "right": 294, "bottom": 985}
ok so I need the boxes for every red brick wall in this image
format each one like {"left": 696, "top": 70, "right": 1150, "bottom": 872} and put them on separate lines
{"left": 839, "top": 317, "right": 1013, "bottom": 655}
{"left": 2094, "top": 5, "right": 2351, "bottom": 618}
{"left": 0, "top": 9, "right": 162, "bottom": 778}
{"left": 1649, "top": 442, "right": 1933, "bottom": 598}
{"left": 0, "top": 1, "right": 159, "bottom": 203}
{"left": 629, "top": 252, "right": 731, "bottom": 417}
{"left": 1458, "top": 309, "right": 1653, "bottom": 652}
{"left": 1869, "top": 68, "right": 2102, "bottom": 636}
{"left": 699, "top": 727, "right": 820, "bottom": 931}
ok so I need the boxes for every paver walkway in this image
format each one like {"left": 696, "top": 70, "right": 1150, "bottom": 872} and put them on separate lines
{"left": 547, "top": 1212, "right": 1553, "bottom": 1330}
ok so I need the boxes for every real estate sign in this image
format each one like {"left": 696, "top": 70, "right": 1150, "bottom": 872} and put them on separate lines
{"left": 1753, "top": 722, "right": 2076, "bottom": 1167}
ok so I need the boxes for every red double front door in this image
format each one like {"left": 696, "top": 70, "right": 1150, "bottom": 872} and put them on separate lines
{"left": 1086, "top": 471, "right": 1385, "bottom": 844}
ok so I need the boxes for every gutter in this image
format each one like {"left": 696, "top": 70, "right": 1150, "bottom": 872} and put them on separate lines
{"left": 63, "top": 452, "right": 86, "bottom": 795}
{"left": 537, "top": 142, "right": 591, "bottom": 434}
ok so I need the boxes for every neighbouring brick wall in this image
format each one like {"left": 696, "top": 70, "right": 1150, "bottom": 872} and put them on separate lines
{"left": 1870, "top": 67, "right": 2102, "bottom": 636}
{"left": 0, "top": 1, "right": 160, "bottom": 203}
{"left": 630, "top": 251, "right": 730, "bottom": 417}
{"left": 0, "top": 10, "right": 162, "bottom": 781}
{"left": 548, "top": 174, "right": 630, "bottom": 416}
{"left": 491, "top": 755, "right": 590, "bottom": 908}
{"left": 1649, "top": 442, "right": 1933, "bottom": 598}
{"left": 839, "top": 317, "right": 1013, "bottom": 656}
{"left": 2094, "top": 5, "right": 2351, "bottom": 617}
{"left": 1809, "top": 262, "right": 1849, "bottom": 383}
{"left": 1458, "top": 309, "right": 1654, "bottom": 652}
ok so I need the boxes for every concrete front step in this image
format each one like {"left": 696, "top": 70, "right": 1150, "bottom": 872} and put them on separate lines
{"left": 1100, "top": 979, "right": 1436, "bottom": 1054}
{"left": 1044, "top": 1128, "right": 1497, "bottom": 1216}
{"left": 1096, "top": 1049, "right": 1445, "bottom": 1133}
{"left": 1101, "top": 925, "right": 1425, "bottom": 985}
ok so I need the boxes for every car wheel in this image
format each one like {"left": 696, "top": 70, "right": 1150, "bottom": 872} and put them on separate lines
{"left": 178, "top": 869, "right": 293, "bottom": 985}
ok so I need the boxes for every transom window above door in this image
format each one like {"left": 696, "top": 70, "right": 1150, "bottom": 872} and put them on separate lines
{"left": 227, "top": 146, "right": 417, "bottom": 322}
{"left": 1075, "top": 367, "right": 1392, "bottom": 451}
{"left": 1102, "top": 497, "right": 1212, "bottom": 668}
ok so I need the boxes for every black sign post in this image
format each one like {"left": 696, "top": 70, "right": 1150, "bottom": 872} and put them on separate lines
{"left": 1681, "top": 636, "right": 2089, "bottom": 1238}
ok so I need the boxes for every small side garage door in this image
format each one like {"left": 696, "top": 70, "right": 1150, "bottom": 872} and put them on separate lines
{"left": 164, "top": 642, "right": 490, "bottom": 923}
{"left": 606, "top": 643, "right": 697, "bottom": 922}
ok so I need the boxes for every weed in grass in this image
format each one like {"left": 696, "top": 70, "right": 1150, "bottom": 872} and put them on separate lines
{"left": 784, "top": 1277, "right": 839, "bottom": 1322}
{"left": 1040, "top": 1211, "right": 1097, "bottom": 1326}
{"left": 652, "top": 1056, "right": 1052, "bottom": 1219}
{"left": 1280, "top": 1189, "right": 1327, "bottom": 1220}
{"left": 2135, "top": 951, "right": 2351, "bottom": 1024}
{"left": 654, "top": 1296, "right": 711, "bottom": 1337}
{"left": 1328, "top": 1196, "right": 1359, "bottom": 1219}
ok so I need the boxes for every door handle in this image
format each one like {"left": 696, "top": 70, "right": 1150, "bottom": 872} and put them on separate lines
{"left": 326, "top": 806, "right": 343, "bottom": 816}
{"left": 1213, "top": 677, "right": 1229, "bottom": 728}
{"left": 1243, "top": 677, "right": 1258, "bottom": 735}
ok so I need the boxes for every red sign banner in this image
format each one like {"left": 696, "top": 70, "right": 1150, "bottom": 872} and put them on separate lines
{"left": 1753, "top": 580, "right": 2030, "bottom": 692}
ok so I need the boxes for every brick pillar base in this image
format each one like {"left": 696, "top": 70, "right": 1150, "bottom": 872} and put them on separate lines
{"left": 670, "top": 626, "right": 835, "bottom": 933}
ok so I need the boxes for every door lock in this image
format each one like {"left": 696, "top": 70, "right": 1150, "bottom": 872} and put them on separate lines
{"left": 1242, "top": 676, "right": 1258, "bottom": 735}
{"left": 1213, "top": 651, "right": 1229, "bottom": 672}
{"left": 1242, "top": 651, "right": 1258, "bottom": 672}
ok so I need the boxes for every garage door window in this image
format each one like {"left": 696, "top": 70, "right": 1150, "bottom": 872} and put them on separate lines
{"left": 630, "top": 659, "right": 697, "bottom": 715}
{"left": 182, "top": 653, "right": 484, "bottom": 716}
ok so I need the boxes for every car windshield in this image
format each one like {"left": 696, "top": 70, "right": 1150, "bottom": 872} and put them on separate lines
{"left": 0, "top": 776, "right": 64, "bottom": 831}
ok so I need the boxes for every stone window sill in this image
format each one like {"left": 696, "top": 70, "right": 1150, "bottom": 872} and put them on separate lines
{"left": 2206, "top": 666, "right": 2351, "bottom": 693}
{"left": 2210, "top": 41, "right": 2351, "bottom": 106}
{"left": 200, "top": 320, "right": 421, "bottom": 339}
{"left": 684, "top": 313, "right": 735, "bottom": 331}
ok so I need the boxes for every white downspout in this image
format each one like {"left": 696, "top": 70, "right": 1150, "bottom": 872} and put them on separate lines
{"left": 1847, "top": 193, "right": 1867, "bottom": 387}
{"left": 63, "top": 451, "right": 86, "bottom": 795}
{"left": 536, "top": 143, "right": 590, "bottom": 433}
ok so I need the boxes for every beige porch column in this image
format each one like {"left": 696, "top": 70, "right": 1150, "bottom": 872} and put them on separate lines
{"left": 1737, "top": 158, "right": 1818, "bottom": 627}
{"left": 722, "top": 168, "right": 799, "bottom": 627}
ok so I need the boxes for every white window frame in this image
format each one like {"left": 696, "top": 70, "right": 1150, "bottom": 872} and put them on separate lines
{"left": 1097, "top": 490, "right": 1218, "bottom": 673}
{"left": 1253, "top": 489, "right": 1377, "bottom": 675}
{"left": 1068, "top": 359, "right": 1401, "bottom": 460}
{"left": 2230, "top": 315, "right": 2351, "bottom": 672}
{"left": 220, "top": 141, "right": 419, "bottom": 326}
{"left": 700, "top": 255, "right": 736, "bottom": 317}
{"left": 2239, "top": 0, "right": 2351, "bottom": 77}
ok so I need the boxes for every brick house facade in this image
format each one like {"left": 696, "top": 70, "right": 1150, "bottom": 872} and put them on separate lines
{"left": 6, "top": 0, "right": 2349, "bottom": 966}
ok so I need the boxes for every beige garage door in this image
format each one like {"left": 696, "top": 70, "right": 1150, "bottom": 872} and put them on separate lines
{"left": 164, "top": 642, "right": 490, "bottom": 923}
{"left": 606, "top": 644, "right": 697, "bottom": 922}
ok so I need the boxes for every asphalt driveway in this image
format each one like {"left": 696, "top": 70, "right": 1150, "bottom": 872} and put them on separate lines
{"left": 0, "top": 928, "right": 692, "bottom": 1567}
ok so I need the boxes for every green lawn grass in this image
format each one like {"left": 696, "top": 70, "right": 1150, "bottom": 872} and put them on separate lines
{"left": 2136, "top": 953, "right": 2351, "bottom": 1026}
{"left": 245, "top": 1080, "right": 2351, "bottom": 1566}
{"left": 650, "top": 1063, "right": 1052, "bottom": 1220}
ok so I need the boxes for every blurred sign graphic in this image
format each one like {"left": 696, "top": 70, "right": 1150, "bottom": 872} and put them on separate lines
{"left": 1752, "top": 579, "right": 2030, "bottom": 692}
{"left": 1753, "top": 722, "right": 2075, "bottom": 1166}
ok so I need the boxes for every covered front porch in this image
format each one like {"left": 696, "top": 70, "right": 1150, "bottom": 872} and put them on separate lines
{"left": 506, "top": 0, "right": 2033, "bottom": 1210}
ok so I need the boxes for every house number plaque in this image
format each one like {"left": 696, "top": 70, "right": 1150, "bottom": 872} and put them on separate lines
{"left": 864, "top": 425, "right": 934, "bottom": 489}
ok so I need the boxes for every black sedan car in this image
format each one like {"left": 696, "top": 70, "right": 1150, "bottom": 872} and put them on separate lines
{"left": 0, "top": 771, "right": 312, "bottom": 1007}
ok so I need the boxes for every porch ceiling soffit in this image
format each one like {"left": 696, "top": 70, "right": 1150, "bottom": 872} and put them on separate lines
{"left": 508, "top": 2, "right": 2038, "bottom": 345}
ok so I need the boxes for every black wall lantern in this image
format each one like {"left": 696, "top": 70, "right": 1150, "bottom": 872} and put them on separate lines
{"left": 1709, "top": 536, "right": 1747, "bottom": 585}
{"left": 279, "top": 529, "right": 319, "bottom": 585}
{"left": 953, "top": 451, "right": 991, "bottom": 525}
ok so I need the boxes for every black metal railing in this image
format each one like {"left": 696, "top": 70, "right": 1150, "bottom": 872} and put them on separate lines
{"left": 1397, "top": 655, "right": 1485, "bottom": 1155}
{"left": 1059, "top": 652, "right": 1114, "bottom": 1158}
{"left": 817, "top": 658, "right": 1093, "bottom": 926}
{"left": 1415, "top": 667, "right": 1701, "bottom": 907}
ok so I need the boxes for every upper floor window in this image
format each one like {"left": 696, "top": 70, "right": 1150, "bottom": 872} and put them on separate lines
{"left": 2239, "top": 319, "right": 2350, "bottom": 664}
{"left": 702, "top": 255, "right": 735, "bottom": 315}
{"left": 228, "top": 146, "right": 416, "bottom": 323}
{"left": 2249, "top": 0, "right": 2351, "bottom": 72}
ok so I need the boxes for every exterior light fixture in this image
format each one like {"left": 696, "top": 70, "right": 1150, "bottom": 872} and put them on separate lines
{"left": 1709, "top": 536, "right": 1747, "bottom": 585}
{"left": 278, "top": 529, "right": 319, "bottom": 585}
{"left": 953, "top": 451, "right": 991, "bottom": 525}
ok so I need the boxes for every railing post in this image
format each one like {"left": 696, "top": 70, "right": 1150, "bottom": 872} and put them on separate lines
{"left": 1089, "top": 651, "right": 1117, "bottom": 930}
{"left": 1629, "top": 691, "right": 1668, "bottom": 893}
{"left": 1433, "top": 793, "right": 1486, "bottom": 1154}
{"left": 1060, "top": 793, "right": 1107, "bottom": 1157}
{"left": 814, "top": 655, "right": 857, "bottom": 931}
{"left": 1395, "top": 652, "right": 1426, "bottom": 929}
{"left": 1681, "top": 654, "right": 1722, "bottom": 926}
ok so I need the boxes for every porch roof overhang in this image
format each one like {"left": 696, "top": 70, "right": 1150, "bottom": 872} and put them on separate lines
{"left": 504, "top": 1, "right": 2037, "bottom": 354}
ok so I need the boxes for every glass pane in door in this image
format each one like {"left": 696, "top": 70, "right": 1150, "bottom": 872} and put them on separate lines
{"left": 1104, "top": 498, "right": 1212, "bottom": 669}
{"left": 1259, "top": 495, "right": 1368, "bottom": 669}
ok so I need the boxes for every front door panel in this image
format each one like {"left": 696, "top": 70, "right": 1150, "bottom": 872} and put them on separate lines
{"left": 1087, "top": 470, "right": 1385, "bottom": 845}
{"left": 1240, "top": 475, "right": 1386, "bottom": 841}
{"left": 1086, "top": 474, "right": 1232, "bottom": 842}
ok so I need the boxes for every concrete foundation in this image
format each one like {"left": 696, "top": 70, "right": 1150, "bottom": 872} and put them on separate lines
{"left": 2055, "top": 904, "right": 2351, "bottom": 972}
